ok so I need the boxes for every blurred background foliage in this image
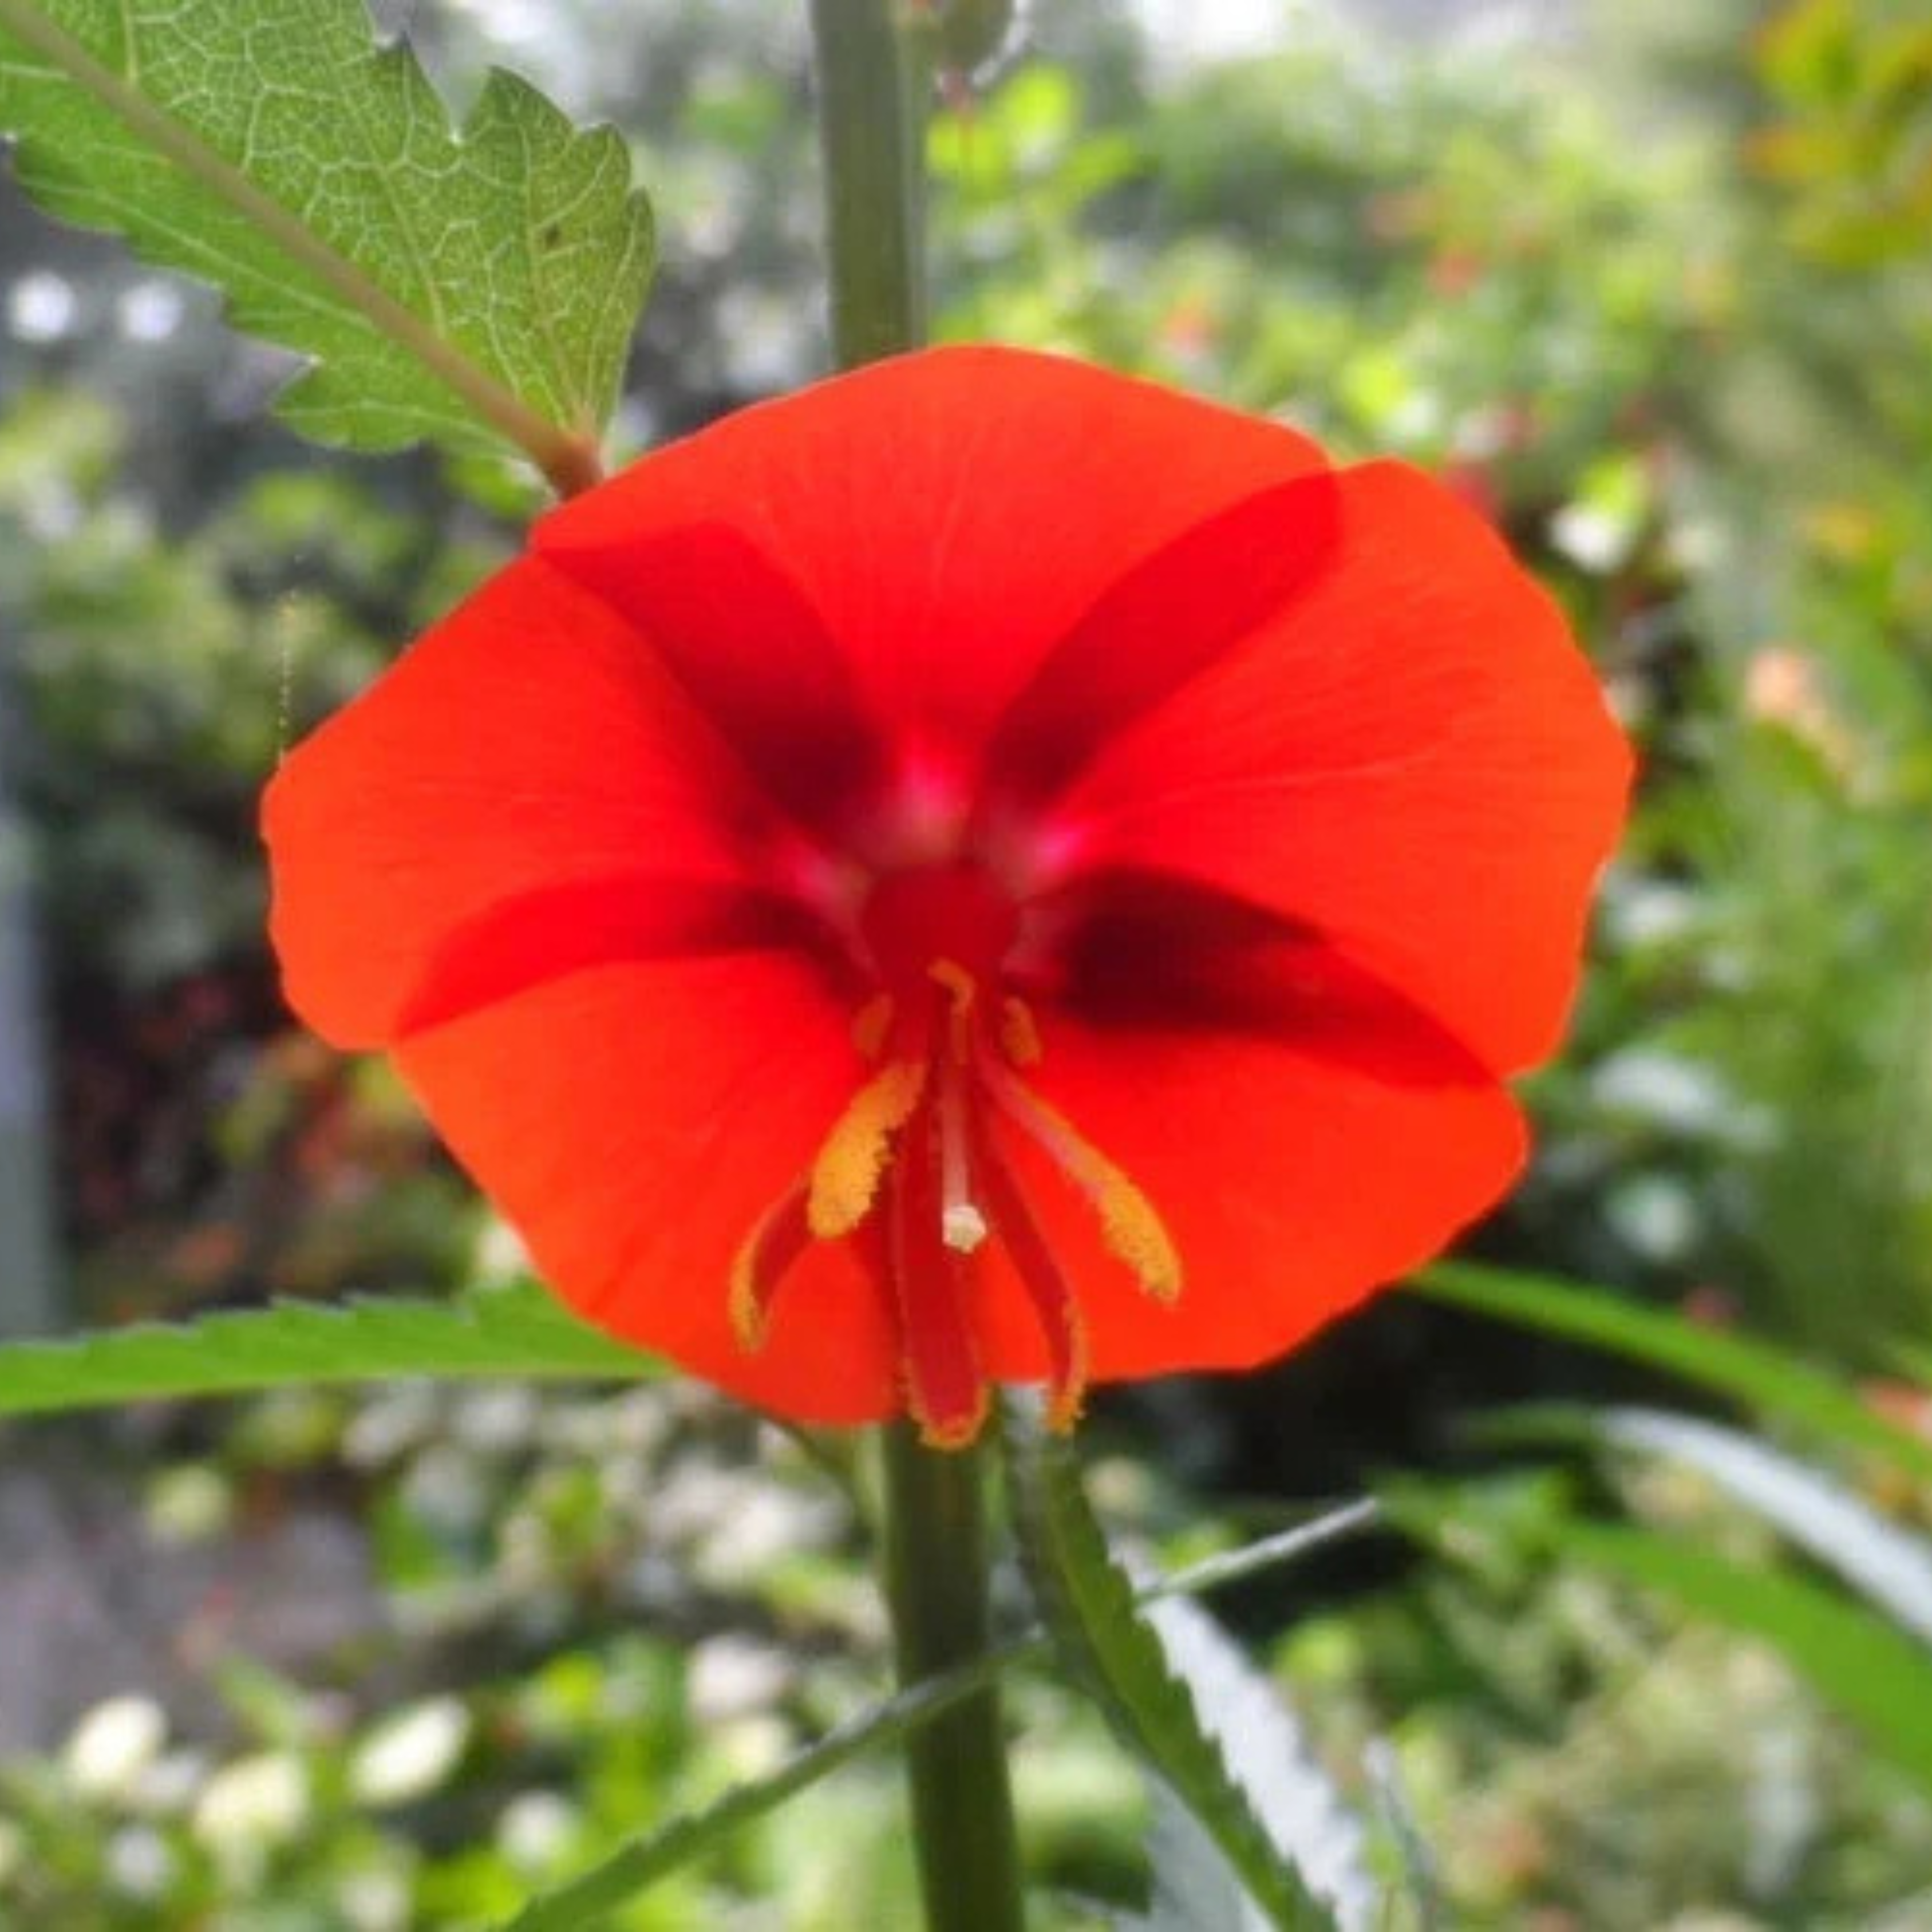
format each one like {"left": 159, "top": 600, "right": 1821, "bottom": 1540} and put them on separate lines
{"left": 4, "top": 0, "right": 1932, "bottom": 1924}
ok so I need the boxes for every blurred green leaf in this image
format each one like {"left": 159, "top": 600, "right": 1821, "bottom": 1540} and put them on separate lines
{"left": 1362, "top": 1741, "right": 1442, "bottom": 1932}
{"left": 499, "top": 1494, "right": 1376, "bottom": 1932}
{"left": 497, "top": 1639, "right": 997, "bottom": 1932}
{"left": 1886, "top": 1342, "right": 1932, "bottom": 1388}
{"left": 1415, "top": 1263, "right": 1932, "bottom": 1484}
{"left": 0, "top": 1282, "right": 657, "bottom": 1415}
{"left": 0, "top": 0, "right": 652, "bottom": 484}
{"left": 1003, "top": 1393, "right": 1338, "bottom": 1932}
{"left": 1595, "top": 1408, "right": 1932, "bottom": 1647}
{"left": 1545, "top": 1520, "right": 1932, "bottom": 1797}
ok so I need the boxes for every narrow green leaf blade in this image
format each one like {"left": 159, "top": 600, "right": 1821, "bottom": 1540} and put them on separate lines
{"left": 499, "top": 1650, "right": 993, "bottom": 1932}
{"left": 1363, "top": 1740, "right": 1443, "bottom": 1932}
{"left": 1595, "top": 1408, "right": 1932, "bottom": 1648}
{"left": 0, "top": 0, "right": 652, "bottom": 480}
{"left": 1003, "top": 1394, "right": 1339, "bottom": 1932}
{"left": 0, "top": 1283, "right": 657, "bottom": 1415}
{"left": 498, "top": 1500, "right": 1377, "bottom": 1932}
{"left": 1548, "top": 1520, "right": 1932, "bottom": 1797}
{"left": 1415, "top": 1262, "right": 1932, "bottom": 1484}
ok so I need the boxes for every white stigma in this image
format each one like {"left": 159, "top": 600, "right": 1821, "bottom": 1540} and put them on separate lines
{"left": 942, "top": 1201, "right": 990, "bottom": 1254}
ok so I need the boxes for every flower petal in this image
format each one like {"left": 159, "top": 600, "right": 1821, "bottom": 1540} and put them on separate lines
{"left": 971, "top": 994, "right": 1527, "bottom": 1388}
{"left": 535, "top": 346, "right": 1328, "bottom": 767}
{"left": 978, "top": 471, "right": 1342, "bottom": 814}
{"left": 397, "top": 955, "right": 899, "bottom": 1424}
{"left": 516, "top": 520, "right": 887, "bottom": 837}
{"left": 1050, "top": 461, "right": 1633, "bottom": 1073}
{"left": 395, "top": 875, "right": 836, "bottom": 1037}
{"left": 263, "top": 556, "right": 776, "bottom": 1049}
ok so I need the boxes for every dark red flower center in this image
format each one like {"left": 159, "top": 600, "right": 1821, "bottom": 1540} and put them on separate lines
{"left": 728, "top": 856, "right": 1180, "bottom": 1447}
{"left": 860, "top": 861, "right": 1019, "bottom": 1002}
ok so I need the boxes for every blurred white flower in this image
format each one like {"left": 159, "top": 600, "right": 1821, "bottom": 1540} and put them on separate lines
{"left": 130, "top": 1749, "right": 212, "bottom": 1818}
{"left": 1593, "top": 1048, "right": 1748, "bottom": 1143}
{"left": 713, "top": 1714, "right": 793, "bottom": 1783}
{"left": 498, "top": 1790, "right": 580, "bottom": 1875}
{"left": 453, "top": 1384, "right": 540, "bottom": 1454}
{"left": 192, "top": 1752, "right": 311, "bottom": 1855}
{"left": 343, "top": 1384, "right": 443, "bottom": 1469}
{"left": 117, "top": 280, "right": 185, "bottom": 343}
{"left": 688, "top": 1634, "right": 792, "bottom": 1725}
{"left": 193, "top": 1754, "right": 307, "bottom": 1855}
{"left": 1550, "top": 501, "right": 1635, "bottom": 575}
{"left": 338, "top": 1867, "right": 414, "bottom": 1932}
{"left": 64, "top": 1696, "right": 167, "bottom": 1803}
{"left": 145, "top": 1464, "right": 233, "bottom": 1544}
{"left": 9, "top": 270, "right": 77, "bottom": 342}
{"left": 350, "top": 1697, "right": 472, "bottom": 1809}
{"left": 105, "top": 1826, "right": 175, "bottom": 1901}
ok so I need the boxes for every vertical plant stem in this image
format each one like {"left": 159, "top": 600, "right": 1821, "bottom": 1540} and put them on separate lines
{"left": 811, "top": 0, "right": 930, "bottom": 368}
{"left": 882, "top": 1424, "right": 1029, "bottom": 1932}
{"left": 808, "top": 7, "right": 1026, "bottom": 1927}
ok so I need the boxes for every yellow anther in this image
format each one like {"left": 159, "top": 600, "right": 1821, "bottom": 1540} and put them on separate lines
{"left": 807, "top": 1060, "right": 927, "bottom": 1239}
{"left": 1046, "top": 1311, "right": 1091, "bottom": 1434}
{"left": 985, "top": 1069, "right": 1182, "bottom": 1303}
{"left": 728, "top": 1182, "right": 810, "bottom": 1352}
{"left": 850, "top": 993, "right": 895, "bottom": 1062}
{"left": 1095, "top": 1176, "right": 1183, "bottom": 1305}
{"left": 928, "top": 958, "right": 977, "bottom": 1012}
{"left": 927, "top": 958, "right": 977, "bottom": 1061}
{"left": 999, "top": 995, "right": 1044, "bottom": 1068}
{"left": 728, "top": 1218, "right": 777, "bottom": 1352}
{"left": 910, "top": 1379, "right": 990, "bottom": 1452}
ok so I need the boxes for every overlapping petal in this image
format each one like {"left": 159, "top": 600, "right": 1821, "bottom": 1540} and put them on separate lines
{"left": 977, "top": 471, "right": 1342, "bottom": 821}
{"left": 396, "top": 954, "right": 899, "bottom": 1423}
{"left": 972, "top": 989, "right": 1528, "bottom": 1385}
{"left": 1046, "top": 461, "right": 1632, "bottom": 1073}
{"left": 263, "top": 556, "right": 782, "bottom": 1050}
{"left": 535, "top": 345, "right": 1329, "bottom": 769}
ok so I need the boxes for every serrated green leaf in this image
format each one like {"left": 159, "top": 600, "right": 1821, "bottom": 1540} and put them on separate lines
{"left": 1415, "top": 1262, "right": 1932, "bottom": 1484}
{"left": 500, "top": 1499, "right": 1379, "bottom": 1932}
{"left": 1545, "top": 1520, "right": 1932, "bottom": 1797}
{"left": 1111, "top": 1780, "right": 1266, "bottom": 1932}
{"left": 1002, "top": 1393, "right": 1338, "bottom": 1932}
{"left": 0, "top": 0, "right": 652, "bottom": 485}
{"left": 1112, "top": 1594, "right": 1373, "bottom": 1932}
{"left": 0, "top": 1282, "right": 657, "bottom": 1416}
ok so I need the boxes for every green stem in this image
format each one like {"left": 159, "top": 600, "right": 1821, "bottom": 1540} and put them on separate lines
{"left": 808, "top": 10, "right": 1023, "bottom": 1926}
{"left": 881, "top": 1425, "right": 1029, "bottom": 1932}
{"left": 810, "top": 0, "right": 931, "bottom": 368}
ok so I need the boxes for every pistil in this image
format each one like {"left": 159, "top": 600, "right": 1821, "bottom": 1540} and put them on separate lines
{"left": 937, "top": 1051, "right": 989, "bottom": 1255}
{"left": 730, "top": 875, "right": 1183, "bottom": 1443}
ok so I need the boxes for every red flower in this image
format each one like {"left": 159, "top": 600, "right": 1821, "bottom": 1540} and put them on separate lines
{"left": 264, "top": 347, "right": 1629, "bottom": 1445}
